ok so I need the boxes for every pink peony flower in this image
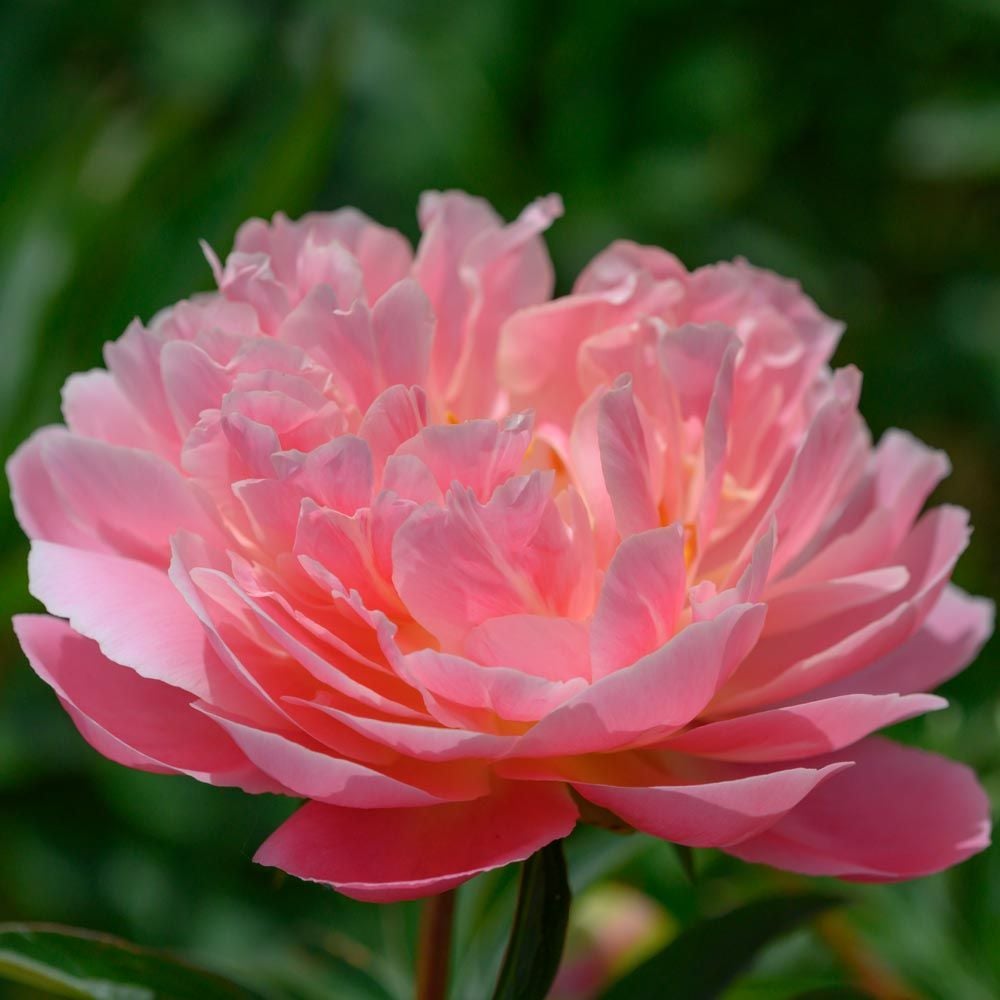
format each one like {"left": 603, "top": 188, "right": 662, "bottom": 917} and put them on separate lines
{"left": 9, "top": 192, "right": 992, "bottom": 902}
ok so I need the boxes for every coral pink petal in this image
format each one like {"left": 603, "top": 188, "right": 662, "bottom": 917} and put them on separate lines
{"left": 254, "top": 781, "right": 578, "bottom": 901}
{"left": 663, "top": 692, "right": 945, "bottom": 762}
{"left": 726, "top": 738, "right": 991, "bottom": 880}
{"left": 574, "top": 762, "right": 849, "bottom": 848}
{"left": 590, "top": 526, "right": 686, "bottom": 679}
{"left": 514, "top": 603, "right": 766, "bottom": 757}
{"left": 464, "top": 615, "right": 590, "bottom": 682}
{"left": 14, "top": 615, "right": 278, "bottom": 792}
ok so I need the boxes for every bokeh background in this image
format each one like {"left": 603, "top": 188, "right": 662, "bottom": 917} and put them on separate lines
{"left": 1, "top": 1, "right": 998, "bottom": 997}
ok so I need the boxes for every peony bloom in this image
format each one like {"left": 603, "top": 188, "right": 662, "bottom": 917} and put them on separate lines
{"left": 9, "top": 193, "right": 992, "bottom": 902}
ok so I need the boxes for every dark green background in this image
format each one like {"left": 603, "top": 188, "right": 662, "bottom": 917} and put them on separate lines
{"left": 0, "top": 1, "right": 997, "bottom": 997}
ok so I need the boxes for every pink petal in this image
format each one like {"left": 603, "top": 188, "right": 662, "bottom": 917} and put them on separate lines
{"left": 254, "top": 781, "right": 578, "bottom": 901}
{"left": 392, "top": 413, "right": 533, "bottom": 503}
{"left": 12, "top": 429, "right": 227, "bottom": 564}
{"left": 662, "top": 692, "right": 945, "bottom": 762}
{"left": 14, "top": 615, "right": 277, "bottom": 792}
{"left": 513, "top": 602, "right": 766, "bottom": 757}
{"left": 61, "top": 370, "right": 163, "bottom": 453}
{"left": 574, "top": 762, "right": 848, "bottom": 848}
{"left": 598, "top": 376, "right": 660, "bottom": 537}
{"left": 726, "top": 738, "right": 991, "bottom": 880}
{"left": 29, "top": 541, "right": 219, "bottom": 699}
{"left": 463, "top": 615, "right": 591, "bottom": 682}
{"left": 371, "top": 278, "right": 434, "bottom": 389}
{"left": 358, "top": 384, "right": 429, "bottom": 475}
{"left": 282, "top": 696, "right": 517, "bottom": 762}
{"left": 715, "top": 505, "right": 972, "bottom": 712}
{"left": 590, "top": 525, "right": 686, "bottom": 680}
{"left": 194, "top": 705, "right": 458, "bottom": 807}
{"left": 402, "top": 648, "right": 587, "bottom": 727}
{"left": 801, "top": 585, "right": 994, "bottom": 701}
{"left": 392, "top": 475, "right": 560, "bottom": 647}
{"left": 278, "top": 287, "right": 377, "bottom": 410}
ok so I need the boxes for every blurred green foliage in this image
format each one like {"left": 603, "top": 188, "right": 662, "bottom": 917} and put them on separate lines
{"left": 0, "top": 1, "right": 998, "bottom": 997}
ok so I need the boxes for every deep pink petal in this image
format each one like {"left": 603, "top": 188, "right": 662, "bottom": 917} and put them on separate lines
{"left": 254, "top": 781, "right": 578, "bottom": 901}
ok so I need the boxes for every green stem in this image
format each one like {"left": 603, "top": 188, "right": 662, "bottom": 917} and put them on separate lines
{"left": 491, "top": 840, "right": 572, "bottom": 1000}
{"left": 416, "top": 888, "right": 457, "bottom": 1000}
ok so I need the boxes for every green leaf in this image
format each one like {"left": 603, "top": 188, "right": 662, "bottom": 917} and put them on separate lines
{"left": 0, "top": 923, "right": 265, "bottom": 999}
{"left": 600, "top": 893, "right": 844, "bottom": 1000}
{"left": 490, "top": 840, "right": 572, "bottom": 1000}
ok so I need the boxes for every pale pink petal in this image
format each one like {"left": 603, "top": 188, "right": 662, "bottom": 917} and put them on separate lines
{"left": 726, "top": 738, "right": 991, "bottom": 880}
{"left": 278, "top": 286, "right": 377, "bottom": 410}
{"left": 574, "top": 240, "right": 686, "bottom": 294}
{"left": 392, "top": 475, "right": 561, "bottom": 647}
{"left": 371, "top": 278, "right": 434, "bottom": 390}
{"left": 254, "top": 781, "right": 578, "bottom": 901}
{"left": 358, "top": 384, "right": 429, "bottom": 475}
{"left": 393, "top": 414, "right": 533, "bottom": 503}
{"left": 11, "top": 429, "right": 227, "bottom": 564}
{"left": 61, "top": 371, "right": 163, "bottom": 453}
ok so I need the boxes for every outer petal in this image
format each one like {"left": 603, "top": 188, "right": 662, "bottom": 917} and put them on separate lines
{"left": 14, "top": 615, "right": 277, "bottom": 792}
{"left": 10, "top": 429, "right": 227, "bottom": 564}
{"left": 726, "top": 738, "right": 991, "bottom": 880}
{"left": 29, "top": 541, "right": 218, "bottom": 699}
{"left": 661, "top": 692, "right": 945, "bottom": 762}
{"left": 799, "top": 585, "right": 994, "bottom": 701}
{"left": 573, "top": 763, "right": 849, "bottom": 848}
{"left": 254, "top": 781, "right": 579, "bottom": 901}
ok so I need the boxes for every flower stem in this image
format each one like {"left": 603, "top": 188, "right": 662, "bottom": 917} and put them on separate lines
{"left": 416, "top": 888, "right": 457, "bottom": 1000}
